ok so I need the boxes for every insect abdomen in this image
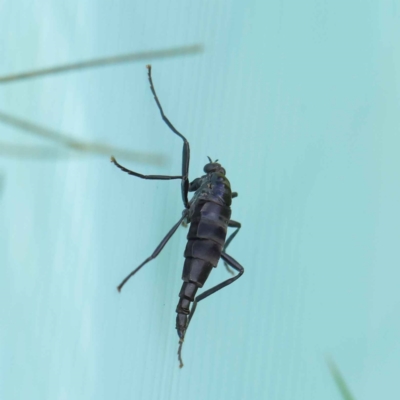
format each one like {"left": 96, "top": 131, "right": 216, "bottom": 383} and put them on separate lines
{"left": 176, "top": 200, "right": 231, "bottom": 338}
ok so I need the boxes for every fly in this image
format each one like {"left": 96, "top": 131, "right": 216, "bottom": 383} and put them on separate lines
{"left": 111, "top": 65, "right": 244, "bottom": 368}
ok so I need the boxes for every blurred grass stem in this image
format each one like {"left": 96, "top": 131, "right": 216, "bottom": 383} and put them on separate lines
{"left": 0, "top": 44, "right": 203, "bottom": 84}
{"left": 0, "top": 111, "right": 166, "bottom": 164}
{"left": 326, "top": 357, "right": 357, "bottom": 400}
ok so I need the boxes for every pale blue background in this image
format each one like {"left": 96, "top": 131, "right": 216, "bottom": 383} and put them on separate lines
{"left": 1, "top": 1, "right": 399, "bottom": 399}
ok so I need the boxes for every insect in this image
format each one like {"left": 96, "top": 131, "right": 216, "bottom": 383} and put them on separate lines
{"left": 111, "top": 65, "right": 244, "bottom": 368}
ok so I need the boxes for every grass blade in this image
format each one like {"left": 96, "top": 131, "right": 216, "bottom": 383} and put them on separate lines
{"left": 326, "top": 357, "right": 357, "bottom": 400}
{"left": 0, "top": 44, "right": 203, "bottom": 84}
{"left": 0, "top": 111, "right": 166, "bottom": 164}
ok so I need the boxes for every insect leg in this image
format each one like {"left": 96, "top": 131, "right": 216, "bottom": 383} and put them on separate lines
{"left": 146, "top": 65, "right": 190, "bottom": 209}
{"left": 117, "top": 212, "right": 187, "bottom": 292}
{"left": 223, "top": 220, "right": 241, "bottom": 275}
{"left": 111, "top": 156, "right": 182, "bottom": 180}
{"left": 189, "top": 252, "right": 244, "bottom": 324}
{"left": 177, "top": 252, "right": 244, "bottom": 367}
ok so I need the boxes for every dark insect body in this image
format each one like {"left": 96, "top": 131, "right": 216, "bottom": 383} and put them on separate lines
{"left": 111, "top": 65, "right": 244, "bottom": 368}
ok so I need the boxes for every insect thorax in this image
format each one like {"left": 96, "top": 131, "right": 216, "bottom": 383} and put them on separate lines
{"left": 191, "top": 172, "right": 232, "bottom": 209}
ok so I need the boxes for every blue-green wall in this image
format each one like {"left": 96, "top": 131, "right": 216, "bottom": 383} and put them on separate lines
{"left": 1, "top": 1, "right": 399, "bottom": 399}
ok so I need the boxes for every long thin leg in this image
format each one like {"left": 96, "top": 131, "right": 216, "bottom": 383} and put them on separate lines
{"left": 189, "top": 252, "right": 244, "bottom": 323}
{"left": 177, "top": 251, "right": 244, "bottom": 367}
{"left": 223, "top": 220, "right": 242, "bottom": 275}
{"left": 111, "top": 156, "right": 182, "bottom": 180}
{"left": 146, "top": 65, "right": 190, "bottom": 209}
{"left": 117, "top": 212, "right": 187, "bottom": 291}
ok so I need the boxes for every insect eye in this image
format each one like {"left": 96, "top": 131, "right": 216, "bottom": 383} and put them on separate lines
{"left": 204, "top": 164, "right": 215, "bottom": 173}
{"left": 204, "top": 163, "right": 222, "bottom": 173}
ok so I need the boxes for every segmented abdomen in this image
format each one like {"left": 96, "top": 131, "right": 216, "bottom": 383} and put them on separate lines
{"left": 176, "top": 200, "right": 231, "bottom": 337}
{"left": 185, "top": 199, "right": 230, "bottom": 273}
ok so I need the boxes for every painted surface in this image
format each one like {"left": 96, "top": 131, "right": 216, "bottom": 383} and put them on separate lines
{"left": 1, "top": 1, "right": 399, "bottom": 399}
